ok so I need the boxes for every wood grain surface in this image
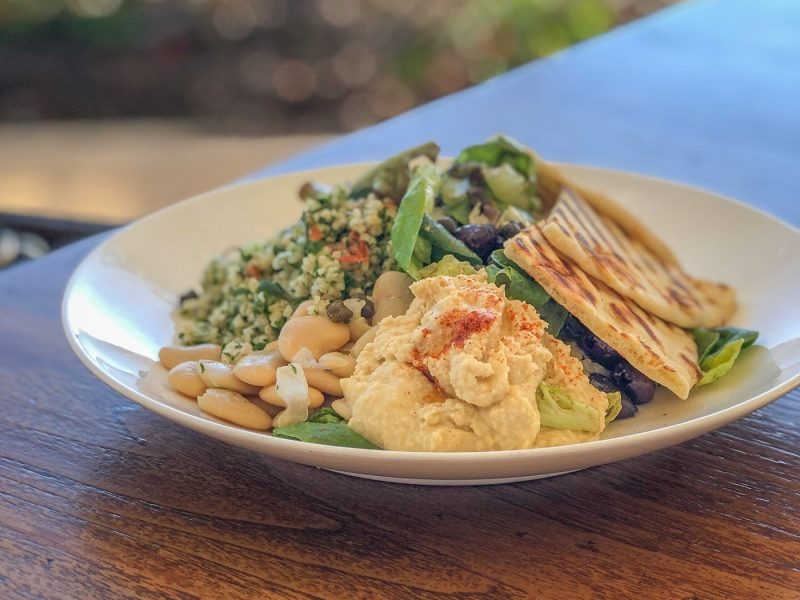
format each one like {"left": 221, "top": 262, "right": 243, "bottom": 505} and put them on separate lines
{"left": 1, "top": 236, "right": 798, "bottom": 600}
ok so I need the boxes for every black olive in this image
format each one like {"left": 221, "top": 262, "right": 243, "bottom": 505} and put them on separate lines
{"left": 559, "top": 314, "right": 587, "bottom": 342}
{"left": 578, "top": 332, "right": 621, "bottom": 369}
{"left": 361, "top": 299, "right": 375, "bottom": 320}
{"left": 454, "top": 224, "right": 500, "bottom": 260}
{"left": 437, "top": 216, "right": 458, "bottom": 234}
{"left": 612, "top": 362, "right": 656, "bottom": 405}
{"left": 589, "top": 373, "right": 618, "bottom": 393}
{"left": 499, "top": 222, "right": 522, "bottom": 240}
{"left": 179, "top": 290, "right": 198, "bottom": 304}
{"left": 617, "top": 394, "right": 638, "bottom": 419}
{"left": 326, "top": 300, "right": 353, "bottom": 323}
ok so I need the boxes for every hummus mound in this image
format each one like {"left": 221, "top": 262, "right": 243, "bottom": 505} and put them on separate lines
{"left": 341, "top": 274, "right": 555, "bottom": 451}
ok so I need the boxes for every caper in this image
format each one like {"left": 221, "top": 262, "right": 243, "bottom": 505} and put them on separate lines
{"left": 361, "top": 299, "right": 375, "bottom": 320}
{"left": 437, "top": 217, "right": 458, "bottom": 234}
{"left": 326, "top": 300, "right": 353, "bottom": 323}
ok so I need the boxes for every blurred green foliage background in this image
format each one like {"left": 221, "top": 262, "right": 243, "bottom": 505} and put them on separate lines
{"left": 0, "top": 0, "right": 675, "bottom": 132}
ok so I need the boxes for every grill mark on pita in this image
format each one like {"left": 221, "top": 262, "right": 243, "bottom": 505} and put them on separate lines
{"left": 563, "top": 194, "right": 646, "bottom": 290}
{"left": 565, "top": 189, "right": 618, "bottom": 250}
{"left": 609, "top": 302, "right": 632, "bottom": 326}
{"left": 603, "top": 218, "right": 667, "bottom": 294}
{"left": 628, "top": 308, "right": 663, "bottom": 348}
{"left": 680, "top": 352, "right": 700, "bottom": 372}
{"left": 530, "top": 227, "right": 601, "bottom": 305}
{"left": 668, "top": 287, "right": 692, "bottom": 309}
{"left": 664, "top": 268, "right": 703, "bottom": 308}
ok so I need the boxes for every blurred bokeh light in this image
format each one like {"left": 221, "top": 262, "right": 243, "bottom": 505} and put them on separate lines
{"left": 0, "top": 0, "right": 677, "bottom": 132}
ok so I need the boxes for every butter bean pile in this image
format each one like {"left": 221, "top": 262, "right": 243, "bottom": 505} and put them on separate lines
{"left": 159, "top": 271, "right": 414, "bottom": 430}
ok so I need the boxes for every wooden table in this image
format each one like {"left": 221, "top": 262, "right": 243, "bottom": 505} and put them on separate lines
{"left": 2, "top": 2, "right": 799, "bottom": 598}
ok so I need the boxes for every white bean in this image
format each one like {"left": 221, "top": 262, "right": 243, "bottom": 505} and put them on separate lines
{"left": 233, "top": 350, "right": 287, "bottom": 386}
{"left": 167, "top": 361, "right": 207, "bottom": 398}
{"left": 373, "top": 296, "right": 413, "bottom": 323}
{"left": 303, "top": 368, "right": 343, "bottom": 396}
{"left": 318, "top": 351, "right": 356, "bottom": 378}
{"left": 278, "top": 315, "right": 350, "bottom": 361}
{"left": 198, "top": 389, "right": 271, "bottom": 430}
{"left": 259, "top": 384, "right": 324, "bottom": 409}
{"left": 372, "top": 271, "right": 414, "bottom": 322}
{"left": 351, "top": 326, "right": 378, "bottom": 358}
{"left": 372, "top": 271, "right": 414, "bottom": 301}
{"left": 159, "top": 343, "right": 221, "bottom": 370}
{"left": 198, "top": 361, "right": 260, "bottom": 395}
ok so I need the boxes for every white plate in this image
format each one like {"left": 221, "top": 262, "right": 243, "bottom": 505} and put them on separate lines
{"left": 62, "top": 163, "right": 800, "bottom": 485}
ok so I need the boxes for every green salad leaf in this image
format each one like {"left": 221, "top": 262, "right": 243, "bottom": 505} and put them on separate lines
{"left": 605, "top": 391, "right": 622, "bottom": 425}
{"left": 418, "top": 255, "right": 477, "bottom": 278}
{"left": 455, "top": 135, "right": 534, "bottom": 178}
{"left": 273, "top": 422, "right": 380, "bottom": 449}
{"left": 455, "top": 135, "right": 540, "bottom": 213}
{"left": 440, "top": 175, "right": 470, "bottom": 207}
{"left": 692, "top": 327, "right": 758, "bottom": 386}
{"left": 485, "top": 262, "right": 549, "bottom": 308}
{"left": 308, "top": 407, "right": 345, "bottom": 424}
{"left": 445, "top": 199, "right": 472, "bottom": 224}
{"left": 536, "top": 300, "right": 569, "bottom": 337}
{"left": 483, "top": 163, "right": 537, "bottom": 211}
{"left": 391, "top": 163, "right": 440, "bottom": 276}
{"left": 536, "top": 382, "right": 604, "bottom": 433}
{"left": 351, "top": 142, "right": 440, "bottom": 200}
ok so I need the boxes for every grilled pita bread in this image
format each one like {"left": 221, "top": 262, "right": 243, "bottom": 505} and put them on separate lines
{"left": 541, "top": 188, "right": 736, "bottom": 328}
{"left": 505, "top": 225, "right": 701, "bottom": 399}
{"left": 534, "top": 157, "right": 680, "bottom": 267}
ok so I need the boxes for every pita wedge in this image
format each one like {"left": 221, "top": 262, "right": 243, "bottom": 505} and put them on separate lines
{"left": 541, "top": 188, "right": 736, "bottom": 328}
{"left": 534, "top": 157, "right": 680, "bottom": 267}
{"left": 505, "top": 225, "right": 701, "bottom": 399}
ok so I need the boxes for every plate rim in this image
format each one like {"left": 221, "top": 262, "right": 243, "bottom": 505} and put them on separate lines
{"left": 61, "top": 161, "right": 800, "bottom": 476}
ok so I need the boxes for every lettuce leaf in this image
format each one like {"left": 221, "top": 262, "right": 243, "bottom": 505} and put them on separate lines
{"left": 352, "top": 142, "right": 440, "bottom": 200}
{"left": 536, "top": 382, "right": 604, "bottom": 433}
{"left": 692, "top": 327, "right": 758, "bottom": 386}
{"left": 273, "top": 422, "right": 380, "bottom": 449}
{"left": 482, "top": 163, "right": 533, "bottom": 210}
{"left": 391, "top": 164, "right": 440, "bottom": 275}
{"left": 455, "top": 135, "right": 534, "bottom": 178}
{"left": 418, "top": 255, "right": 477, "bottom": 278}
{"left": 308, "top": 407, "right": 345, "bottom": 424}
{"left": 605, "top": 392, "right": 622, "bottom": 424}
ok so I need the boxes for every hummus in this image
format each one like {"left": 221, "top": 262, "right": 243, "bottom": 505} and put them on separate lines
{"left": 341, "top": 274, "right": 610, "bottom": 451}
